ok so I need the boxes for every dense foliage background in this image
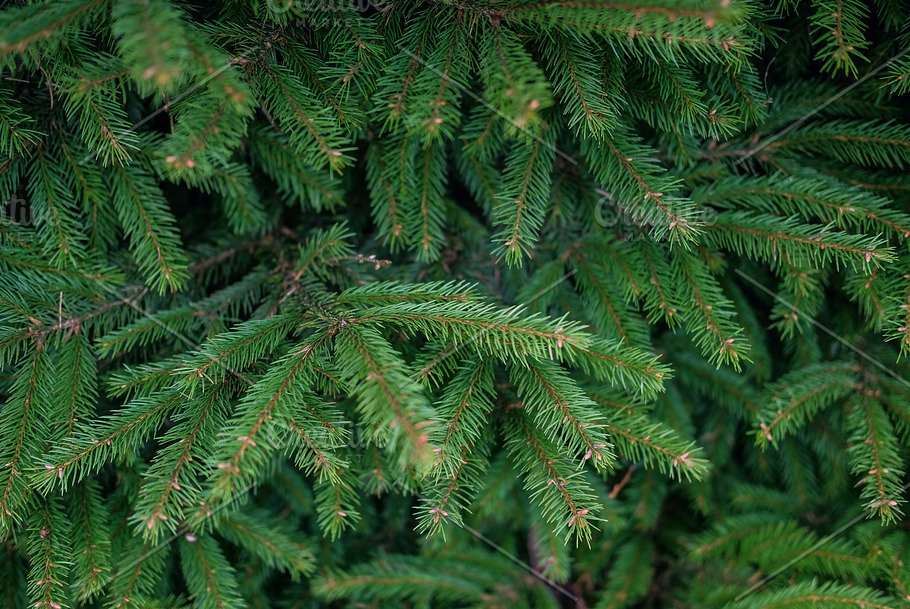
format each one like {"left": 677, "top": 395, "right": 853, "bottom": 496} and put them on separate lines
{"left": 1, "top": 0, "right": 910, "bottom": 608}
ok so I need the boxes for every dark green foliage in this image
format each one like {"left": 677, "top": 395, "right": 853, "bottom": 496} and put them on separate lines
{"left": 1, "top": 0, "right": 909, "bottom": 608}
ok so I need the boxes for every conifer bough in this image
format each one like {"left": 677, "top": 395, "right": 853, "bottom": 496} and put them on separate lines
{"left": 1, "top": 0, "right": 909, "bottom": 608}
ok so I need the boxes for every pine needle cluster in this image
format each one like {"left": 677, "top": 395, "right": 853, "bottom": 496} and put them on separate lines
{"left": 1, "top": 0, "right": 909, "bottom": 608}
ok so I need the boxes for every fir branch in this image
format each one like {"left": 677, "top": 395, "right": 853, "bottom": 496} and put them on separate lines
{"left": 176, "top": 315, "right": 298, "bottom": 386}
{"left": 68, "top": 479, "right": 110, "bottom": 602}
{"left": 0, "top": 0, "right": 102, "bottom": 60}
{"left": 314, "top": 469, "right": 361, "bottom": 540}
{"left": 133, "top": 386, "right": 230, "bottom": 541}
{"left": 178, "top": 535, "right": 244, "bottom": 609}
{"left": 0, "top": 89, "right": 41, "bottom": 156}
{"left": 886, "top": 269, "right": 910, "bottom": 359}
{"left": 249, "top": 127, "right": 343, "bottom": 212}
{"left": 111, "top": 0, "right": 195, "bottom": 95}
{"left": 366, "top": 133, "right": 407, "bottom": 248}
{"left": 496, "top": 0, "right": 740, "bottom": 26}
{"left": 492, "top": 132, "right": 556, "bottom": 265}
{"left": 766, "top": 119, "right": 910, "bottom": 168}
{"left": 430, "top": 356, "right": 494, "bottom": 475}
{"left": 403, "top": 11, "right": 466, "bottom": 143}
{"left": 755, "top": 362, "right": 861, "bottom": 447}
{"left": 28, "top": 148, "right": 84, "bottom": 267}
{"left": 314, "top": 556, "right": 487, "bottom": 604}
{"left": 408, "top": 140, "right": 447, "bottom": 261}
{"left": 62, "top": 55, "right": 138, "bottom": 167}
{"left": 847, "top": 392, "right": 905, "bottom": 521}
{"left": 54, "top": 334, "right": 96, "bottom": 439}
{"left": 107, "top": 539, "right": 168, "bottom": 609}
{"left": 543, "top": 32, "right": 618, "bottom": 140}
{"left": 504, "top": 410, "right": 601, "bottom": 545}
{"left": 107, "top": 164, "right": 188, "bottom": 293}
{"left": 0, "top": 348, "right": 49, "bottom": 528}
{"left": 479, "top": 23, "right": 553, "bottom": 137}
{"left": 572, "top": 253, "right": 650, "bottom": 346}
{"left": 514, "top": 359, "right": 614, "bottom": 471}
{"left": 201, "top": 337, "right": 327, "bottom": 508}
{"left": 603, "top": 409, "right": 709, "bottom": 480}
{"left": 692, "top": 174, "right": 910, "bottom": 241}
{"left": 253, "top": 59, "right": 351, "bottom": 171}
{"left": 725, "top": 580, "right": 901, "bottom": 609}
{"left": 51, "top": 127, "right": 114, "bottom": 250}
{"left": 334, "top": 324, "right": 434, "bottom": 467}
{"left": 582, "top": 126, "right": 701, "bottom": 241}
{"left": 217, "top": 509, "right": 316, "bottom": 579}
{"left": 594, "top": 536, "right": 654, "bottom": 609}
{"left": 809, "top": 0, "right": 870, "bottom": 76}
{"left": 26, "top": 497, "right": 70, "bottom": 609}
{"left": 671, "top": 244, "right": 747, "bottom": 368}
{"left": 707, "top": 211, "right": 892, "bottom": 269}
{"left": 36, "top": 392, "right": 184, "bottom": 494}
{"left": 336, "top": 280, "right": 476, "bottom": 307}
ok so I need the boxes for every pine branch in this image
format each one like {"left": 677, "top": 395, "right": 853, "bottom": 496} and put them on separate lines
{"left": 68, "top": 479, "right": 111, "bottom": 602}
{"left": 0, "top": 348, "right": 50, "bottom": 529}
{"left": 504, "top": 410, "right": 602, "bottom": 546}
{"left": 846, "top": 392, "right": 906, "bottom": 521}
{"left": 107, "top": 164, "right": 189, "bottom": 294}
{"left": 26, "top": 496, "right": 70, "bottom": 609}
{"left": 755, "top": 362, "right": 861, "bottom": 448}
{"left": 178, "top": 535, "right": 244, "bottom": 609}
{"left": 0, "top": 0, "right": 102, "bottom": 62}
{"left": 200, "top": 337, "right": 327, "bottom": 509}
{"left": 492, "top": 132, "right": 556, "bottom": 265}
{"left": 217, "top": 509, "right": 316, "bottom": 579}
